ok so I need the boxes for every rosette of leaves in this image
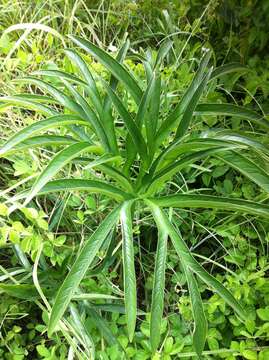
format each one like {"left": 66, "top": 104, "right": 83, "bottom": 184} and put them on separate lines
{"left": 1, "top": 37, "right": 269, "bottom": 358}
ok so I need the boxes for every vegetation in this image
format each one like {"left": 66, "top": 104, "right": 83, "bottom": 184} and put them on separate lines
{"left": 0, "top": 1, "right": 269, "bottom": 359}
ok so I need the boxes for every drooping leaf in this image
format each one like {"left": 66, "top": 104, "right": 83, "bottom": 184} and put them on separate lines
{"left": 69, "top": 36, "right": 143, "bottom": 105}
{"left": 150, "top": 219, "right": 168, "bottom": 353}
{"left": 150, "top": 194, "right": 269, "bottom": 219}
{"left": 120, "top": 201, "right": 137, "bottom": 341}
{"left": 210, "top": 63, "right": 249, "bottom": 80}
{"left": 148, "top": 203, "right": 246, "bottom": 322}
{"left": 24, "top": 142, "right": 95, "bottom": 204}
{"left": 195, "top": 103, "right": 268, "bottom": 129}
{"left": 216, "top": 151, "right": 269, "bottom": 194}
{"left": 0, "top": 114, "right": 88, "bottom": 157}
{"left": 184, "top": 269, "right": 207, "bottom": 359}
{"left": 48, "top": 206, "right": 121, "bottom": 336}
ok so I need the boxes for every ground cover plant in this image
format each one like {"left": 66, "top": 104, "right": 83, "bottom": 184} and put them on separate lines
{"left": 1, "top": 1, "right": 269, "bottom": 359}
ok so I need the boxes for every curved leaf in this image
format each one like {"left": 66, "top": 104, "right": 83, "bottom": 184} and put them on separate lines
{"left": 16, "top": 77, "right": 86, "bottom": 118}
{"left": 149, "top": 194, "right": 269, "bottom": 219}
{"left": 0, "top": 95, "right": 58, "bottom": 116}
{"left": 175, "top": 69, "right": 212, "bottom": 139}
{"left": 4, "top": 135, "right": 77, "bottom": 154}
{"left": 64, "top": 49, "right": 103, "bottom": 116}
{"left": 24, "top": 142, "right": 94, "bottom": 204}
{"left": 0, "top": 114, "right": 88, "bottom": 157}
{"left": 184, "top": 268, "right": 207, "bottom": 359}
{"left": 216, "top": 151, "right": 269, "bottom": 193}
{"left": 195, "top": 103, "right": 268, "bottom": 129}
{"left": 48, "top": 205, "right": 121, "bottom": 335}
{"left": 120, "top": 201, "right": 137, "bottom": 341}
{"left": 150, "top": 220, "right": 168, "bottom": 353}
{"left": 69, "top": 36, "right": 143, "bottom": 105}
{"left": 210, "top": 63, "right": 249, "bottom": 80}
{"left": 148, "top": 203, "right": 246, "bottom": 321}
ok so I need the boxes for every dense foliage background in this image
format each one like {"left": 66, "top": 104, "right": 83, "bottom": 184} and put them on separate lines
{"left": 0, "top": 1, "right": 269, "bottom": 359}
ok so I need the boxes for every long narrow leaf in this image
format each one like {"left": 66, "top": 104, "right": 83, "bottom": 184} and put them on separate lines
{"left": 69, "top": 36, "right": 143, "bottom": 105}
{"left": 0, "top": 114, "right": 88, "bottom": 156}
{"left": 64, "top": 49, "right": 103, "bottom": 116}
{"left": 120, "top": 201, "right": 137, "bottom": 341}
{"left": 48, "top": 206, "right": 121, "bottom": 335}
{"left": 156, "top": 50, "right": 211, "bottom": 145}
{"left": 24, "top": 142, "right": 94, "bottom": 204}
{"left": 105, "top": 84, "right": 148, "bottom": 163}
{"left": 148, "top": 203, "right": 246, "bottom": 320}
{"left": 216, "top": 151, "right": 269, "bottom": 193}
{"left": 175, "top": 69, "right": 212, "bottom": 139}
{"left": 184, "top": 268, "right": 207, "bottom": 359}
{"left": 11, "top": 179, "right": 130, "bottom": 202}
{"left": 150, "top": 194, "right": 269, "bottom": 219}
{"left": 0, "top": 95, "right": 58, "bottom": 116}
{"left": 195, "top": 103, "right": 268, "bottom": 129}
{"left": 150, "top": 220, "right": 168, "bottom": 353}
{"left": 210, "top": 63, "right": 249, "bottom": 81}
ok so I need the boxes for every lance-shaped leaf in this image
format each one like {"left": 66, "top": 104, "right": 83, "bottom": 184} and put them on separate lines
{"left": 120, "top": 201, "right": 137, "bottom": 341}
{"left": 124, "top": 73, "right": 160, "bottom": 172}
{"left": 195, "top": 103, "right": 268, "bottom": 129}
{"left": 148, "top": 203, "right": 246, "bottom": 321}
{"left": 147, "top": 147, "right": 232, "bottom": 194}
{"left": 105, "top": 84, "right": 148, "bottom": 163}
{"left": 4, "top": 135, "right": 77, "bottom": 154}
{"left": 184, "top": 268, "right": 207, "bottom": 359}
{"left": 0, "top": 114, "right": 88, "bottom": 157}
{"left": 210, "top": 63, "right": 249, "bottom": 81}
{"left": 10, "top": 179, "right": 131, "bottom": 203}
{"left": 32, "top": 69, "right": 88, "bottom": 87}
{"left": 154, "top": 39, "right": 173, "bottom": 69}
{"left": 150, "top": 220, "right": 168, "bottom": 353}
{"left": 175, "top": 68, "right": 212, "bottom": 140}
{"left": 24, "top": 142, "right": 94, "bottom": 205}
{"left": 62, "top": 79, "right": 109, "bottom": 150}
{"left": 156, "top": 50, "right": 211, "bottom": 145}
{"left": 0, "top": 95, "right": 58, "bottom": 116}
{"left": 216, "top": 151, "right": 269, "bottom": 194}
{"left": 64, "top": 49, "right": 103, "bottom": 116}
{"left": 15, "top": 77, "right": 86, "bottom": 118}
{"left": 150, "top": 194, "right": 269, "bottom": 219}
{"left": 48, "top": 205, "right": 121, "bottom": 335}
{"left": 69, "top": 35, "right": 143, "bottom": 105}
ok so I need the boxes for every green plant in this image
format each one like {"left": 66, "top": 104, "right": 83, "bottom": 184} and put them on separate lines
{"left": 1, "top": 37, "right": 269, "bottom": 358}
